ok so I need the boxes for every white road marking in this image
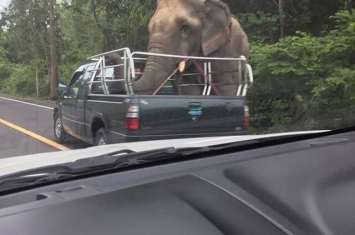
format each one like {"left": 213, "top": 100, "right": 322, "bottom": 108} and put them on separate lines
{"left": 0, "top": 96, "right": 53, "bottom": 110}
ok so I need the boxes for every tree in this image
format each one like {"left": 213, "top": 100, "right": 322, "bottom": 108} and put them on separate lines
{"left": 49, "top": 0, "right": 58, "bottom": 98}
{"left": 279, "top": 0, "right": 285, "bottom": 38}
{"left": 1, "top": 0, "right": 51, "bottom": 97}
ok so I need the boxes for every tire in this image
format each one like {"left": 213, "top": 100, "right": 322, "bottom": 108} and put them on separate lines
{"left": 54, "top": 112, "right": 68, "bottom": 143}
{"left": 95, "top": 128, "right": 108, "bottom": 146}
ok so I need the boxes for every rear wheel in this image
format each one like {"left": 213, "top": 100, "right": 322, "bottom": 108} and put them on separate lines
{"left": 54, "top": 112, "right": 67, "bottom": 143}
{"left": 95, "top": 128, "right": 108, "bottom": 146}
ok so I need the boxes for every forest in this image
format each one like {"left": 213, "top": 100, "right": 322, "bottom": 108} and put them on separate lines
{"left": 0, "top": 0, "right": 354, "bottom": 133}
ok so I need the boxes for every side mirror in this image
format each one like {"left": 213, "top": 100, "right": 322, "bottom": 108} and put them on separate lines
{"left": 58, "top": 82, "right": 68, "bottom": 95}
{"left": 66, "top": 87, "right": 78, "bottom": 99}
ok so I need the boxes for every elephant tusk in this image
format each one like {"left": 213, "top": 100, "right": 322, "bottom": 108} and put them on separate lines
{"left": 152, "top": 57, "right": 191, "bottom": 95}
{"left": 178, "top": 60, "right": 186, "bottom": 73}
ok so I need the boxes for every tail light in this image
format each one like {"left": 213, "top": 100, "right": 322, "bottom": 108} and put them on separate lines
{"left": 244, "top": 105, "right": 250, "bottom": 127}
{"left": 126, "top": 105, "right": 140, "bottom": 130}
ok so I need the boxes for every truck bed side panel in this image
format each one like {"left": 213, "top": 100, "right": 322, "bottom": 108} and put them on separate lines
{"left": 84, "top": 95, "right": 132, "bottom": 143}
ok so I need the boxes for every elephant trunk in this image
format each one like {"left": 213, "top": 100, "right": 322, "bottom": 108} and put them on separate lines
{"left": 132, "top": 44, "right": 177, "bottom": 95}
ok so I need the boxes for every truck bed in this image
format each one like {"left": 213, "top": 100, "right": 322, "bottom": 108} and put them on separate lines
{"left": 85, "top": 94, "right": 247, "bottom": 144}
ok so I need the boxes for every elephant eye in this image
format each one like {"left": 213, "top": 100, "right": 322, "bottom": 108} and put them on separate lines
{"left": 180, "top": 23, "right": 190, "bottom": 34}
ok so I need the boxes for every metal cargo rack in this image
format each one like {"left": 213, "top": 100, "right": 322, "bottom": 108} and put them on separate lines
{"left": 86, "top": 47, "right": 253, "bottom": 96}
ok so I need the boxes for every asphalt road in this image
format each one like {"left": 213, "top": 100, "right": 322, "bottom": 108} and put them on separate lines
{"left": 0, "top": 96, "right": 90, "bottom": 159}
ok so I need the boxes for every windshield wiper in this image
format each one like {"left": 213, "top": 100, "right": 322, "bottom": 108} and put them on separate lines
{"left": 79, "top": 131, "right": 327, "bottom": 169}
{"left": 0, "top": 149, "right": 135, "bottom": 192}
{"left": 0, "top": 146, "right": 218, "bottom": 192}
{"left": 0, "top": 172, "right": 77, "bottom": 189}
{"left": 0, "top": 131, "right": 326, "bottom": 192}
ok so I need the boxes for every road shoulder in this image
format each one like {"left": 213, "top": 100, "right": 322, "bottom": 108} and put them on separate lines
{"left": 0, "top": 93, "right": 55, "bottom": 108}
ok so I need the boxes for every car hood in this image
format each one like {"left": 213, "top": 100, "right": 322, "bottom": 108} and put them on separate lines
{"left": 0, "top": 130, "right": 328, "bottom": 177}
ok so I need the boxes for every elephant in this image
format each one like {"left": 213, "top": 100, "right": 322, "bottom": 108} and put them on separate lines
{"left": 100, "top": 52, "right": 126, "bottom": 94}
{"left": 131, "top": 0, "right": 250, "bottom": 96}
{"left": 104, "top": 53, "right": 124, "bottom": 80}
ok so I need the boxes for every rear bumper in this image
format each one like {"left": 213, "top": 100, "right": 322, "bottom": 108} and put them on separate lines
{"left": 108, "top": 130, "right": 248, "bottom": 144}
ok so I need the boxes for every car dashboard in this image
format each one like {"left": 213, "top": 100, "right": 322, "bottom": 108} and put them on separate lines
{"left": 1, "top": 131, "right": 355, "bottom": 235}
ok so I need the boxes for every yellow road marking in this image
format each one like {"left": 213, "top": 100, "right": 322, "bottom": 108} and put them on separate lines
{"left": 0, "top": 118, "right": 70, "bottom": 151}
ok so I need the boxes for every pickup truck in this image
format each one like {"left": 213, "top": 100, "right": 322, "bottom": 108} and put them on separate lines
{"left": 53, "top": 48, "right": 253, "bottom": 146}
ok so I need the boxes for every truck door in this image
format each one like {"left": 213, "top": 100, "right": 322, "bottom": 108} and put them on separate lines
{"left": 71, "top": 64, "right": 95, "bottom": 141}
{"left": 62, "top": 72, "right": 90, "bottom": 141}
{"left": 61, "top": 71, "right": 84, "bottom": 135}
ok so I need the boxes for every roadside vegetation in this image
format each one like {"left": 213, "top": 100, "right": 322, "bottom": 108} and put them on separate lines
{"left": 0, "top": 0, "right": 353, "bottom": 133}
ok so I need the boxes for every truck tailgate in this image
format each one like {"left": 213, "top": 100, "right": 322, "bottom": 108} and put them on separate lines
{"left": 136, "top": 95, "right": 247, "bottom": 137}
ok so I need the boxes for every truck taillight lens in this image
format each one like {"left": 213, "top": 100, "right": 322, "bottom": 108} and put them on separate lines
{"left": 244, "top": 105, "right": 250, "bottom": 127}
{"left": 126, "top": 118, "right": 139, "bottom": 130}
{"left": 126, "top": 105, "right": 140, "bottom": 130}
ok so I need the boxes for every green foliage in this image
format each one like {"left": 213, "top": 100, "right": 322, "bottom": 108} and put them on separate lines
{"left": 2, "top": 64, "right": 35, "bottom": 95}
{"left": 2, "top": 62, "right": 49, "bottom": 97}
{"left": 247, "top": 10, "right": 355, "bottom": 133}
{"left": 237, "top": 12, "right": 279, "bottom": 44}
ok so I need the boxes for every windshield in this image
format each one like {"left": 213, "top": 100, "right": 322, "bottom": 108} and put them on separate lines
{"left": 0, "top": 1, "right": 354, "bottom": 177}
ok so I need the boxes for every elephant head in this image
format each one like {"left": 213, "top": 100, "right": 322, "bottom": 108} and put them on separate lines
{"left": 132, "top": 0, "right": 239, "bottom": 94}
{"left": 104, "top": 53, "right": 124, "bottom": 79}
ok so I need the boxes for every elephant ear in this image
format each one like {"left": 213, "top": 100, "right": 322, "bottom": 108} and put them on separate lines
{"left": 201, "top": 0, "right": 232, "bottom": 56}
